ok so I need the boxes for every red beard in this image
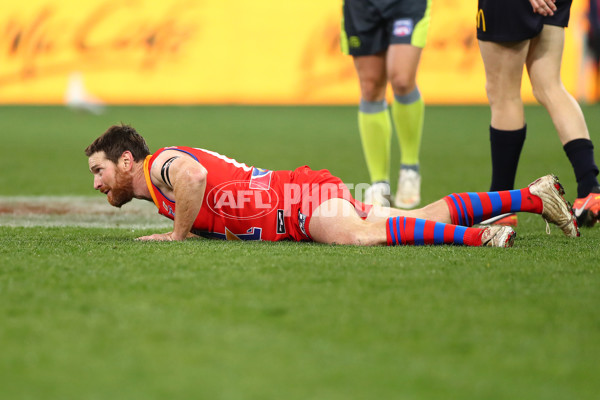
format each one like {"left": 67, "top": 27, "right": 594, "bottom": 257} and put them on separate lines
{"left": 104, "top": 169, "right": 134, "bottom": 208}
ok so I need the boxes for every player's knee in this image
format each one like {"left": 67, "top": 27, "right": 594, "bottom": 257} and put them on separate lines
{"left": 360, "top": 79, "right": 387, "bottom": 102}
{"left": 390, "top": 75, "right": 416, "bottom": 96}
{"left": 531, "top": 86, "right": 547, "bottom": 106}
{"left": 530, "top": 81, "right": 561, "bottom": 107}
{"left": 485, "top": 83, "right": 521, "bottom": 108}
{"left": 484, "top": 81, "right": 503, "bottom": 102}
{"left": 327, "top": 229, "right": 373, "bottom": 246}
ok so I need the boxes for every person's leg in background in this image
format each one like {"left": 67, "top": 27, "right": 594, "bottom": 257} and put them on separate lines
{"left": 527, "top": 24, "right": 600, "bottom": 226}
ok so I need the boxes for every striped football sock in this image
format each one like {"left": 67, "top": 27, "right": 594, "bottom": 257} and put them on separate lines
{"left": 443, "top": 187, "right": 543, "bottom": 226}
{"left": 386, "top": 216, "right": 485, "bottom": 246}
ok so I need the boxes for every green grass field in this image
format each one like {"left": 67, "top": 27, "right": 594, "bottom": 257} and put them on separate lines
{"left": 1, "top": 105, "right": 600, "bottom": 399}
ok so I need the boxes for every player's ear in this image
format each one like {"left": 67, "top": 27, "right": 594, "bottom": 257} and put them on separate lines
{"left": 119, "top": 151, "right": 134, "bottom": 170}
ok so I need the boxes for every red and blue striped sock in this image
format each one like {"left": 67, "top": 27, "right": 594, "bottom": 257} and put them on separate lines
{"left": 386, "top": 216, "right": 484, "bottom": 246}
{"left": 443, "top": 187, "right": 543, "bottom": 226}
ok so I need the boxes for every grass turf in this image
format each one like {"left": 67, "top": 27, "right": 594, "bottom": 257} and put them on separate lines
{"left": 1, "top": 105, "right": 600, "bottom": 399}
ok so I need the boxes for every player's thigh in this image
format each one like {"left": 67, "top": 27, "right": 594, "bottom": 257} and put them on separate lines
{"left": 526, "top": 25, "right": 565, "bottom": 90}
{"left": 353, "top": 53, "right": 388, "bottom": 101}
{"left": 478, "top": 40, "right": 529, "bottom": 95}
{"left": 309, "top": 198, "right": 378, "bottom": 245}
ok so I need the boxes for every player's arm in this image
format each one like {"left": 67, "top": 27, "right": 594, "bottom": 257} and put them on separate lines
{"left": 528, "top": 0, "right": 556, "bottom": 16}
{"left": 139, "top": 149, "right": 207, "bottom": 241}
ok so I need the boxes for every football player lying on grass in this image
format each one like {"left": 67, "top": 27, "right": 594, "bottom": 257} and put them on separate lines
{"left": 85, "top": 124, "right": 579, "bottom": 248}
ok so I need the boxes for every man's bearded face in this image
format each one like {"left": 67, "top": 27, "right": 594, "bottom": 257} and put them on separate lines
{"left": 103, "top": 168, "right": 134, "bottom": 208}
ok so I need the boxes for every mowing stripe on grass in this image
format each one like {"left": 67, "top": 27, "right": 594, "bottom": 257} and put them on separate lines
{"left": 0, "top": 196, "right": 170, "bottom": 229}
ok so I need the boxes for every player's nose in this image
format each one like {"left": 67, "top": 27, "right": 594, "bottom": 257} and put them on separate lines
{"left": 93, "top": 176, "right": 102, "bottom": 190}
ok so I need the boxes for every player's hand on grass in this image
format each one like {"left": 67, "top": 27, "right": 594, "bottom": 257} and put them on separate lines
{"left": 136, "top": 232, "right": 177, "bottom": 241}
{"left": 528, "top": 0, "right": 556, "bottom": 16}
{"left": 136, "top": 231, "right": 199, "bottom": 241}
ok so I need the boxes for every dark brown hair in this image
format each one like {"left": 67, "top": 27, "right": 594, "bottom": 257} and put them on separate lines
{"left": 85, "top": 124, "right": 150, "bottom": 163}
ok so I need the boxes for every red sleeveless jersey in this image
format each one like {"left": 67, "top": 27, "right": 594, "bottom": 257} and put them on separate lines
{"left": 143, "top": 146, "right": 371, "bottom": 242}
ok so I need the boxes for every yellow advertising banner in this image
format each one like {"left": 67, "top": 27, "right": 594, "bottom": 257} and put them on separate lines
{"left": 0, "top": 0, "right": 589, "bottom": 104}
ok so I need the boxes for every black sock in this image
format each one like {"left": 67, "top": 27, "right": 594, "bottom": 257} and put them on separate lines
{"left": 489, "top": 125, "right": 526, "bottom": 191}
{"left": 563, "top": 138, "right": 600, "bottom": 198}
